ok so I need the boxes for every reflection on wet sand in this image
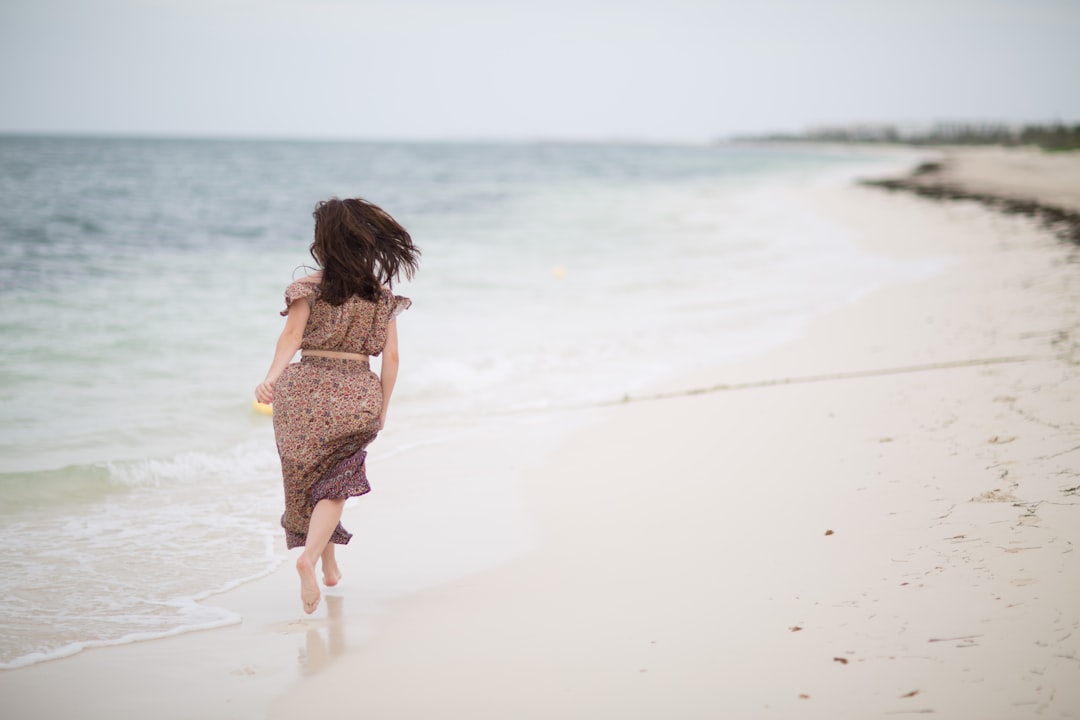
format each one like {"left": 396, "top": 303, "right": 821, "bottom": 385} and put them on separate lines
{"left": 300, "top": 596, "right": 345, "bottom": 675}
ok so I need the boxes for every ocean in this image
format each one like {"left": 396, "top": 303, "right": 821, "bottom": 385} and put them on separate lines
{"left": 0, "top": 136, "right": 935, "bottom": 668}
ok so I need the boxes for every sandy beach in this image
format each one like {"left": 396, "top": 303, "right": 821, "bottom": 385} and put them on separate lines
{"left": 3, "top": 148, "right": 1078, "bottom": 719}
{"left": 898, "top": 146, "right": 1080, "bottom": 213}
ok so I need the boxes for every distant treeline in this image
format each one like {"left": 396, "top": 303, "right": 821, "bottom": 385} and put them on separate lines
{"left": 742, "top": 123, "right": 1080, "bottom": 151}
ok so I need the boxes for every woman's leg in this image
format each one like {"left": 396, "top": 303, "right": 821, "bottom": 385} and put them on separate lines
{"left": 296, "top": 498, "right": 346, "bottom": 613}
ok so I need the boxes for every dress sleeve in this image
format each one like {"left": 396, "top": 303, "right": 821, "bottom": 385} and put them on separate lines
{"left": 361, "top": 290, "right": 411, "bottom": 356}
{"left": 280, "top": 280, "right": 320, "bottom": 316}
{"left": 388, "top": 293, "right": 411, "bottom": 321}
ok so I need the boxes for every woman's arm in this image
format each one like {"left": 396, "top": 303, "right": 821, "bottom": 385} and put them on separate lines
{"left": 254, "top": 298, "right": 311, "bottom": 404}
{"left": 378, "top": 318, "right": 400, "bottom": 429}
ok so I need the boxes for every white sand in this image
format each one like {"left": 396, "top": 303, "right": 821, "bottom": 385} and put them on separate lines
{"left": 3, "top": 152, "right": 1078, "bottom": 719}
{"left": 919, "top": 146, "right": 1080, "bottom": 212}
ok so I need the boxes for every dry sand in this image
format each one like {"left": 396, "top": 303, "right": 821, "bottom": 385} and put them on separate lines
{"left": 914, "top": 146, "right": 1080, "bottom": 213}
{"left": 3, "top": 148, "right": 1078, "bottom": 719}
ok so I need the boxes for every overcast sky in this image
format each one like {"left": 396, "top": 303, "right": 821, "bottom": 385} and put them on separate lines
{"left": 1, "top": 0, "right": 1078, "bottom": 142}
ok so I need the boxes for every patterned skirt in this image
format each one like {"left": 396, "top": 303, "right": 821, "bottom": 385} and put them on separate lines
{"left": 272, "top": 356, "right": 382, "bottom": 549}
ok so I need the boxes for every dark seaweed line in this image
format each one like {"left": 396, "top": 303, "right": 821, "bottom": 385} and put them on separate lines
{"left": 859, "top": 177, "right": 1080, "bottom": 245}
{"left": 468, "top": 353, "right": 1057, "bottom": 417}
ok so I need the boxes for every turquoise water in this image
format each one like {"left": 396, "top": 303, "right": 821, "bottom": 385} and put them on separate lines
{"left": 0, "top": 136, "right": 931, "bottom": 667}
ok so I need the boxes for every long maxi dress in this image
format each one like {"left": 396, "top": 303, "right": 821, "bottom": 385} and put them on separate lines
{"left": 272, "top": 279, "right": 411, "bottom": 549}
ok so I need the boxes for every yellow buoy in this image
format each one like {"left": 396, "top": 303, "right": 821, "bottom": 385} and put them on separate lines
{"left": 252, "top": 401, "right": 273, "bottom": 416}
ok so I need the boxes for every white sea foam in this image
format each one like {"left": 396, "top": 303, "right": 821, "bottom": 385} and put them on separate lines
{"left": 0, "top": 442, "right": 285, "bottom": 667}
{"left": 0, "top": 601, "right": 243, "bottom": 671}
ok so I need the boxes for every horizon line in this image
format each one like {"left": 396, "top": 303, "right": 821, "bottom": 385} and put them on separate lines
{"left": 0, "top": 129, "right": 731, "bottom": 147}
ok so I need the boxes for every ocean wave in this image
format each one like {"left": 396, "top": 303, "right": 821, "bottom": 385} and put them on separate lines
{"left": 0, "top": 440, "right": 285, "bottom": 668}
{"left": 0, "top": 600, "right": 242, "bottom": 671}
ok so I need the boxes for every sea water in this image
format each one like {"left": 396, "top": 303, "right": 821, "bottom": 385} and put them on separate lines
{"left": 0, "top": 136, "right": 935, "bottom": 667}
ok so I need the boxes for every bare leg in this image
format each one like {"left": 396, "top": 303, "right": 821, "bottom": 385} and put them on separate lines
{"left": 296, "top": 498, "right": 346, "bottom": 614}
{"left": 321, "top": 543, "right": 342, "bottom": 587}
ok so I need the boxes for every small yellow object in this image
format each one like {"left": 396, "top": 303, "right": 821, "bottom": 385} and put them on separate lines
{"left": 252, "top": 401, "right": 273, "bottom": 416}
{"left": 551, "top": 265, "right": 567, "bottom": 280}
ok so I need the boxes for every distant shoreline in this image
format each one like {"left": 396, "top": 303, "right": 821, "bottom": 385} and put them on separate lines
{"left": 735, "top": 121, "right": 1080, "bottom": 152}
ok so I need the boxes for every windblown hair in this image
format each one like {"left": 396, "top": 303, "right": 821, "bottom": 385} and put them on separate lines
{"left": 309, "top": 197, "right": 420, "bottom": 305}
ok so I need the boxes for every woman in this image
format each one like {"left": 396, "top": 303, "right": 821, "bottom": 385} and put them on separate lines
{"left": 255, "top": 197, "right": 420, "bottom": 614}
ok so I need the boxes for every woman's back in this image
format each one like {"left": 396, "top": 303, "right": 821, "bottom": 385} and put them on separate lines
{"left": 282, "top": 278, "right": 410, "bottom": 357}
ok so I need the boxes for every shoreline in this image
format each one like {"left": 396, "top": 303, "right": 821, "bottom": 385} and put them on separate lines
{"left": 3, "top": 150, "right": 1079, "bottom": 717}
{"left": 859, "top": 146, "right": 1080, "bottom": 243}
{"left": 0, "top": 145, "right": 923, "bottom": 675}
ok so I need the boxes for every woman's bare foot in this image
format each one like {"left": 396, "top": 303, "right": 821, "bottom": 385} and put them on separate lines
{"left": 321, "top": 544, "right": 343, "bottom": 587}
{"left": 296, "top": 555, "right": 320, "bottom": 614}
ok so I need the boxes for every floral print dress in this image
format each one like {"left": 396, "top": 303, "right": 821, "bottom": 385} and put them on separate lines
{"left": 272, "top": 279, "right": 410, "bottom": 549}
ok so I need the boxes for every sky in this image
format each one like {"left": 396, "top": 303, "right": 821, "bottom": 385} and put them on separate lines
{"left": 1, "top": 0, "right": 1078, "bottom": 142}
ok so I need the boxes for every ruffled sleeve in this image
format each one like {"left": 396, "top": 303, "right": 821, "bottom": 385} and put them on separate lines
{"left": 280, "top": 280, "right": 320, "bottom": 316}
{"left": 387, "top": 292, "right": 411, "bottom": 321}
{"left": 361, "top": 289, "right": 411, "bottom": 356}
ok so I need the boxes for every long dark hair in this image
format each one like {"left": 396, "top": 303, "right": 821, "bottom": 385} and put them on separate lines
{"left": 310, "top": 197, "right": 420, "bottom": 305}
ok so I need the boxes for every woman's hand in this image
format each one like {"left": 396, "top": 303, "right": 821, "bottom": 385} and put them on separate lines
{"left": 378, "top": 408, "right": 387, "bottom": 430}
{"left": 255, "top": 380, "right": 275, "bottom": 405}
